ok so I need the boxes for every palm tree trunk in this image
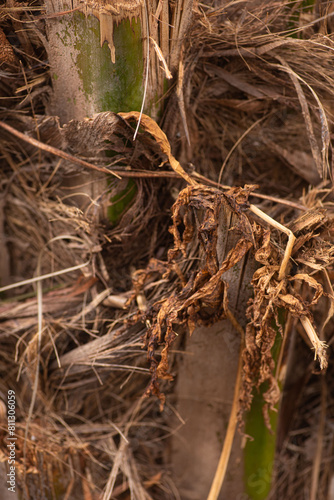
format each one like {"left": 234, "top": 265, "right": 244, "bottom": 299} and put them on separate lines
{"left": 170, "top": 207, "right": 256, "bottom": 499}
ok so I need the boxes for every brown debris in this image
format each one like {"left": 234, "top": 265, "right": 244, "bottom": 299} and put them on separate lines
{"left": 138, "top": 178, "right": 333, "bottom": 426}
{"left": 142, "top": 185, "right": 253, "bottom": 397}
{"left": 0, "top": 27, "right": 18, "bottom": 68}
{"left": 240, "top": 209, "right": 332, "bottom": 421}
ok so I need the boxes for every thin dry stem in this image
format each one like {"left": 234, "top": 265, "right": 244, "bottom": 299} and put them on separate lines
{"left": 249, "top": 204, "right": 296, "bottom": 280}
{"left": 0, "top": 259, "right": 90, "bottom": 293}
{"left": 133, "top": 0, "right": 150, "bottom": 141}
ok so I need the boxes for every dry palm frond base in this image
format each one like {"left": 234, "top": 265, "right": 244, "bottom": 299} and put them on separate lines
{"left": 1, "top": 1, "right": 334, "bottom": 499}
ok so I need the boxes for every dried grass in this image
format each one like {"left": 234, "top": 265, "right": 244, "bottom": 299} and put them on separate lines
{"left": 165, "top": 0, "right": 334, "bottom": 193}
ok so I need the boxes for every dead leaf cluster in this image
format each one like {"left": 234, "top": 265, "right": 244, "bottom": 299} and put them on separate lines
{"left": 242, "top": 210, "right": 333, "bottom": 426}
{"left": 133, "top": 183, "right": 333, "bottom": 427}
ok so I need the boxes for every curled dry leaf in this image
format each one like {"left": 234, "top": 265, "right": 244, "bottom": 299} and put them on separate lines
{"left": 25, "top": 111, "right": 196, "bottom": 183}
{"left": 288, "top": 274, "right": 323, "bottom": 306}
{"left": 119, "top": 111, "right": 197, "bottom": 185}
{"left": 140, "top": 184, "right": 256, "bottom": 407}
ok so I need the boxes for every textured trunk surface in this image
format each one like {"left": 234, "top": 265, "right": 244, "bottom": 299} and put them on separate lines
{"left": 45, "top": 0, "right": 145, "bottom": 123}
{"left": 44, "top": 0, "right": 146, "bottom": 214}
{"left": 171, "top": 209, "right": 256, "bottom": 499}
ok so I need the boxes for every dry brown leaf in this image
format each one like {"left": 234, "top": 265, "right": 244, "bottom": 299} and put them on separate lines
{"left": 119, "top": 111, "right": 197, "bottom": 185}
{"left": 289, "top": 273, "right": 323, "bottom": 306}
{"left": 241, "top": 206, "right": 332, "bottom": 418}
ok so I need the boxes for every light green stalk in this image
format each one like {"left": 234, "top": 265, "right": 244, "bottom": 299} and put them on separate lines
{"left": 244, "top": 322, "right": 284, "bottom": 499}
{"left": 54, "top": 13, "right": 144, "bottom": 115}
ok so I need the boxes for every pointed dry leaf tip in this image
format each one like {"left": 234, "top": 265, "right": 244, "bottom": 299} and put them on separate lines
{"left": 177, "top": 59, "right": 191, "bottom": 146}
{"left": 99, "top": 13, "right": 115, "bottom": 63}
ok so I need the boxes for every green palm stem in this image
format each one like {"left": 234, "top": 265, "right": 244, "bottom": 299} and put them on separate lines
{"left": 45, "top": 1, "right": 155, "bottom": 220}
{"left": 243, "top": 314, "right": 285, "bottom": 500}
